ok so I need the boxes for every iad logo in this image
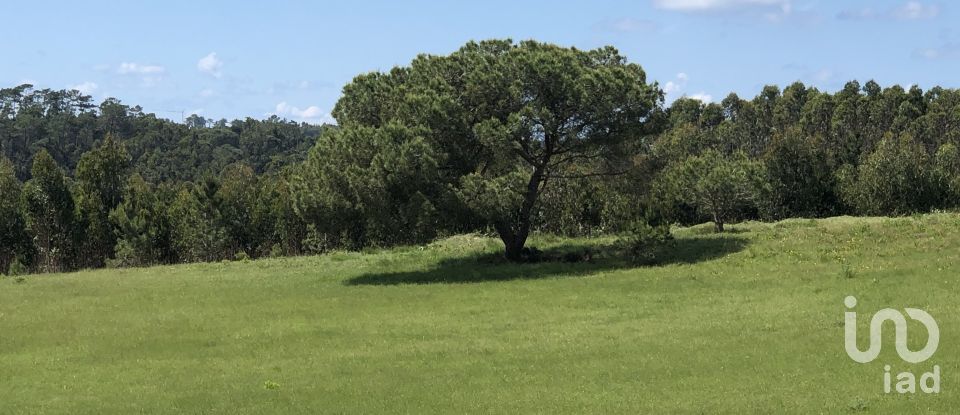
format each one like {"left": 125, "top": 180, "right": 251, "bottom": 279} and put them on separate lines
{"left": 844, "top": 296, "right": 941, "bottom": 394}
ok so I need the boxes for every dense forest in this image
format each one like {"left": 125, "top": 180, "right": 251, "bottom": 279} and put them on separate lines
{"left": 3, "top": 39, "right": 960, "bottom": 274}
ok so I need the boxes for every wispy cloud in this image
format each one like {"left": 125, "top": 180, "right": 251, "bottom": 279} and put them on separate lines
{"left": 894, "top": 1, "right": 941, "bottom": 19}
{"left": 198, "top": 52, "right": 224, "bottom": 78}
{"left": 69, "top": 81, "right": 98, "bottom": 95}
{"left": 687, "top": 92, "right": 713, "bottom": 102}
{"left": 114, "top": 62, "right": 166, "bottom": 88}
{"left": 662, "top": 72, "right": 711, "bottom": 103}
{"left": 653, "top": 0, "right": 790, "bottom": 12}
{"left": 652, "top": 0, "right": 801, "bottom": 23}
{"left": 266, "top": 80, "right": 318, "bottom": 95}
{"left": 838, "top": 1, "right": 940, "bottom": 21}
{"left": 652, "top": 0, "right": 787, "bottom": 12}
{"left": 781, "top": 63, "right": 841, "bottom": 89}
{"left": 663, "top": 72, "right": 689, "bottom": 96}
{"left": 117, "top": 62, "right": 165, "bottom": 75}
{"left": 272, "top": 102, "right": 334, "bottom": 125}
{"left": 913, "top": 42, "right": 960, "bottom": 60}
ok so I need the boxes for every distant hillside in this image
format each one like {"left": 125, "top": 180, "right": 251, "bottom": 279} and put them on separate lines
{"left": 0, "top": 84, "right": 331, "bottom": 182}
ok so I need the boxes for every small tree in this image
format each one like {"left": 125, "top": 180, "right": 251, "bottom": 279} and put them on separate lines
{"left": 20, "top": 150, "right": 78, "bottom": 272}
{"left": 167, "top": 182, "right": 227, "bottom": 263}
{"left": 75, "top": 134, "right": 131, "bottom": 266}
{"left": 934, "top": 142, "right": 960, "bottom": 207}
{"left": 838, "top": 133, "right": 935, "bottom": 215}
{"left": 216, "top": 163, "right": 259, "bottom": 256}
{"left": 109, "top": 174, "right": 174, "bottom": 267}
{"left": 761, "top": 128, "right": 836, "bottom": 219}
{"left": 657, "top": 150, "right": 762, "bottom": 232}
{"left": 0, "top": 158, "right": 31, "bottom": 273}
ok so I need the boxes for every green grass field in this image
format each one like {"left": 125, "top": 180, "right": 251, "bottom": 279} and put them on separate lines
{"left": 2, "top": 214, "right": 959, "bottom": 414}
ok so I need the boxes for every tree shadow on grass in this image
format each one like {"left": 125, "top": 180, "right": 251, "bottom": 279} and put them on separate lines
{"left": 344, "top": 234, "right": 750, "bottom": 286}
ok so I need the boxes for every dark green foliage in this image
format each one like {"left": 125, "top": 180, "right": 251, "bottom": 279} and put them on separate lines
{"left": 0, "top": 158, "right": 31, "bottom": 273}
{"left": 20, "top": 150, "right": 78, "bottom": 272}
{"left": 168, "top": 182, "right": 227, "bottom": 263}
{"left": 294, "top": 123, "right": 449, "bottom": 250}
{"left": 6, "top": 42, "right": 960, "bottom": 273}
{"left": 257, "top": 170, "right": 308, "bottom": 257}
{"left": 760, "top": 128, "right": 837, "bottom": 219}
{"left": 656, "top": 150, "right": 763, "bottom": 232}
{"left": 75, "top": 134, "right": 131, "bottom": 267}
{"left": 934, "top": 143, "right": 960, "bottom": 206}
{"left": 838, "top": 133, "right": 937, "bottom": 215}
{"left": 0, "top": 85, "right": 328, "bottom": 183}
{"left": 6, "top": 257, "right": 27, "bottom": 276}
{"left": 618, "top": 221, "right": 673, "bottom": 264}
{"left": 216, "top": 163, "right": 260, "bottom": 256}
{"left": 108, "top": 174, "right": 174, "bottom": 267}
{"left": 314, "top": 39, "right": 660, "bottom": 260}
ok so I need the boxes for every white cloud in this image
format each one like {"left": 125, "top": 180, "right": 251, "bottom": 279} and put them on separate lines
{"left": 914, "top": 48, "right": 941, "bottom": 59}
{"left": 687, "top": 92, "right": 713, "bottom": 102}
{"left": 69, "top": 81, "right": 98, "bottom": 95}
{"left": 812, "top": 69, "right": 834, "bottom": 82}
{"left": 838, "top": 1, "right": 940, "bottom": 20}
{"left": 780, "top": 63, "right": 841, "bottom": 88}
{"left": 913, "top": 42, "right": 960, "bottom": 60}
{"left": 273, "top": 102, "right": 335, "bottom": 124}
{"left": 197, "top": 52, "right": 223, "bottom": 78}
{"left": 652, "top": 0, "right": 788, "bottom": 12}
{"left": 894, "top": 1, "right": 940, "bottom": 20}
{"left": 837, "top": 7, "right": 879, "bottom": 20}
{"left": 653, "top": 0, "right": 799, "bottom": 22}
{"left": 115, "top": 62, "right": 166, "bottom": 87}
{"left": 663, "top": 81, "right": 680, "bottom": 94}
{"left": 117, "top": 62, "right": 165, "bottom": 75}
{"left": 663, "top": 72, "right": 714, "bottom": 103}
{"left": 662, "top": 72, "right": 690, "bottom": 100}
{"left": 199, "top": 88, "right": 215, "bottom": 98}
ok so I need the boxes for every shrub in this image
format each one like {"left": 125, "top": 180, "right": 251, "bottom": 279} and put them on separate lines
{"left": 839, "top": 133, "right": 936, "bottom": 215}
{"left": 7, "top": 257, "right": 28, "bottom": 276}
{"left": 106, "top": 239, "right": 141, "bottom": 269}
{"left": 619, "top": 221, "right": 673, "bottom": 264}
{"left": 301, "top": 224, "right": 331, "bottom": 255}
{"left": 234, "top": 251, "right": 251, "bottom": 262}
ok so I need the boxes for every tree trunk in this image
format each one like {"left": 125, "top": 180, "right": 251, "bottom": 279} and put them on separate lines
{"left": 497, "top": 167, "right": 544, "bottom": 261}
{"left": 713, "top": 215, "right": 724, "bottom": 233}
{"left": 503, "top": 234, "right": 526, "bottom": 261}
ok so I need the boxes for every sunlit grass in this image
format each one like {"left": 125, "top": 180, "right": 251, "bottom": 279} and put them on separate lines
{"left": 2, "top": 214, "right": 959, "bottom": 413}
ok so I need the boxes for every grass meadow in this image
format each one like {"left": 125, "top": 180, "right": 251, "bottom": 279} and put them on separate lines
{"left": 2, "top": 214, "right": 959, "bottom": 413}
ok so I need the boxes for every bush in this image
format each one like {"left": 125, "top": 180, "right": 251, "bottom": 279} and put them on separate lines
{"left": 106, "top": 239, "right": 140, "bottom": 268}
{"left": 269, "top": 244, "right": 284, "bottom": 258}
{"left": 234, "top": 251, "right": 251, "bottom": 262}
{"left": 7, "top": 257, "right": 28, "bottom": 276}
{"left": 301, "top": 224, "right": 331, "bottom": 255}
{"left": 838, "top": 133, "right": 936, "bottom": 215}
{"left": 654, "top": 150, "right": 763, "bottom": 232}
{"left": 619, "top": 221, "right": 673, "bottom": 264}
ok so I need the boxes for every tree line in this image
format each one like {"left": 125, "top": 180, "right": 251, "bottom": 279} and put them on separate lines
{"left": 3, "top": 39, "right": 960, "bottom": 274}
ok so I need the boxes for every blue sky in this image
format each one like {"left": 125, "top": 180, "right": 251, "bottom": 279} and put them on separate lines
{"left": 2, "top": 0, "right": 958, "bottom": 124}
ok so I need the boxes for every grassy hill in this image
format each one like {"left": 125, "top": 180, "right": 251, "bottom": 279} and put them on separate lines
{"left": 2, "top": 214, "right": 959, "bottom": 414}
